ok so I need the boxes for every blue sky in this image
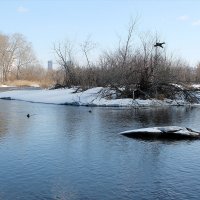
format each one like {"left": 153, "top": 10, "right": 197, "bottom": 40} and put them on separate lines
{"left": 0, "top": 0, "right": 200, "bottom": 67}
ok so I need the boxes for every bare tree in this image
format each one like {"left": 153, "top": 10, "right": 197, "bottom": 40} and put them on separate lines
{"left": 13, "top": 34, "right": 36, "bottom": 80}
{"left": 195, "top": 62, "right": 200, "bottom": 82}
{"left": 0, "top": 34, "right": 9, "bottom": 82}
{"left": 0, "top": 33, "right": 36, "bottom": 82}
{"left": 80, "top": 36, "right": 97, "bottom": 87}
{"left": 80, "top": 35, "right": 96, "bottom": 68}
{"left": 0, "top": 33, "right": 17, "bottom": 82}
{"left": 53, "top": 41, "right": 76, "bottom": 86}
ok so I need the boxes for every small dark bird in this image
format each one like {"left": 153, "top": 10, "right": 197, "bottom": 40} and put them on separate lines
{"left": 26, "top": 113, "right": 36, "bottom": 118}
{"left": 154, "top": 42, "right": 165, "bottom": 48}
{"left": 89, "top": 110, "right": 92, "bottom": 113}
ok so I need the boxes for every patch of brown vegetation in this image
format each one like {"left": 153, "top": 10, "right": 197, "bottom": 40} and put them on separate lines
{"left": 4, "top": 80, "right": 40, "bottom": 88}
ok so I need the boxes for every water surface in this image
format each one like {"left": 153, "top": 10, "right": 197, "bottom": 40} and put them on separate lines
{"left": 0, "top": 100, "right": 200, "bottom": 199}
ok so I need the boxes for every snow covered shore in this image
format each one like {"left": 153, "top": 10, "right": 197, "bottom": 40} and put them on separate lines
{"left": 0, "top": 87, "right": 196, "bottom": 107}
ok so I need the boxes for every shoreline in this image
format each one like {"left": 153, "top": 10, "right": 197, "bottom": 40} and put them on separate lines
{"left": 0, "top": 87, "right": 198, "bottom": 108}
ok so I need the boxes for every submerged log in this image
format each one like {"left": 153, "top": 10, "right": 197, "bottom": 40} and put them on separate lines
{"left": 120, "top": 126, "right": 200, "bottom": 140}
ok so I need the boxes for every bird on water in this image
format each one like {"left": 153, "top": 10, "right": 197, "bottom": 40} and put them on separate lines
{"left": 27, "top": 114, "right": 37, "bottom": 118}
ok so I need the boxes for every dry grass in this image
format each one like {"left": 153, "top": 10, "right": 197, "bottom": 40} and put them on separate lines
{"left": 4, "top": 79, "right": 55, "bottom": 89}
{"left": 39, "top": 80, "right": 54, "bottom": 88}
{"left": 4, "top": 80, "right": 40, "bottom": 87}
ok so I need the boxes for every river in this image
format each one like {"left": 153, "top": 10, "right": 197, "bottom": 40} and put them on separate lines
{"left": 0, "top": 100, "right": 200, "bottom": 199}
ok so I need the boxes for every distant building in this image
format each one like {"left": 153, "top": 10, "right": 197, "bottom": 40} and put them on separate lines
{"left": 48, "top": 60, "right": 53, "bottom": 70}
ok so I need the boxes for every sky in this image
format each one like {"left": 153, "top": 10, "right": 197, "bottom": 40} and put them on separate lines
{"left": 0, "top": 0, "right": 200, "bottom": 68}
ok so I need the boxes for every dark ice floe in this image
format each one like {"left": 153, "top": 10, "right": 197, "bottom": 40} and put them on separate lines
{"left": 120, "top": 126, "right": 200, "bottom": 140}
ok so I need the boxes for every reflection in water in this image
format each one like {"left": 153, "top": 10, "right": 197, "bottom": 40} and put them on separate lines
{"left": 0, "top": 100, "right": 200, "bottom": 199}
{"left": 97, "top": 106, "right": 200, "bottom": 132}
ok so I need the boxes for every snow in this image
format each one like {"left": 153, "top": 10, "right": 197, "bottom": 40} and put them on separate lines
{"left": 191, "top": 84, "right": 200, "bottom": 89}
{"left": 30, "top": 83, "right": 40, "bottom": 88}
{"left": 0, "top": 87, "right": 133, "bottom": 106}
{"left": 120, "top": 126, "right": 200, "bottom": 137}
{"left": 121, "top": 127, "right": 162, "bottom": 134}
{"left": 171, "top": 83, "right": 184, "bottom": 90}
{"left": 0, "top": 85, "right": 13, "bottom": 88}
{"left": 0, "top": 87, "right": 197, "bottom": 107}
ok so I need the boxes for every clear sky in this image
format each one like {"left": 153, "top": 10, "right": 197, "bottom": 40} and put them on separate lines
{"left": 0, "top": 0, "right": 200, "bottom": 67}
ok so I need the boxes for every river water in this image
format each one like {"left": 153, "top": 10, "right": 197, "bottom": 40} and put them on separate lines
{"left": 0, "top": 100, "right": 200, "bottom": 199}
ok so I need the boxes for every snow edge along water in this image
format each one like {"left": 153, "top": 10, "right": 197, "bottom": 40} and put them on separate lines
{"left": 0, "top": 87, "right": 198, "bottom": 107}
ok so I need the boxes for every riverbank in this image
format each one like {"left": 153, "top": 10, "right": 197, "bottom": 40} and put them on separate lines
{"left": 0, "top": 80, "right": 40, "bottom": 88}
{"left": 0, "top": 87, "right": 197, "bottom": 107}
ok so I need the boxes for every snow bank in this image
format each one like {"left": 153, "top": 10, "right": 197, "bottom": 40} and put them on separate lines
{"left": 0, "top": 87, "right": 194, "bottom": 107}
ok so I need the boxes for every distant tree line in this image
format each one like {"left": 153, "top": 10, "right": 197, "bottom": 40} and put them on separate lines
{"left": 0, "top": 32, "right": 47, "bottom": 84}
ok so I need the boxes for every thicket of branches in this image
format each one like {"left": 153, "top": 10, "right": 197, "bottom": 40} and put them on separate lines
{"left": 53, "top": 21, "right": 200, "bottom": 100}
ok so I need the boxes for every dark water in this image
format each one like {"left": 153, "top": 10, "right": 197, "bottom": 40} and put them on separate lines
{"left": 1, "top": 100, "right": 200, "bottom": 200}
{"left": 0, "top": 86, "right": 41, "bottom": 92}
